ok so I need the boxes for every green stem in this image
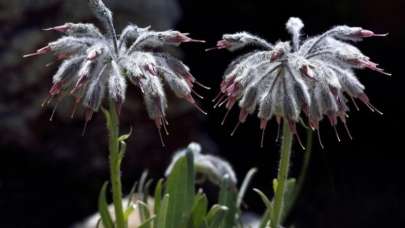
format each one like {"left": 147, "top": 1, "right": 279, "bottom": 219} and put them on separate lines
{"left": 271, "top": 122, "right": 293, "bottom": 228}
{"left": 107, "top": 99, "right": 126, "bottom": 228}
{"left": 284, "top": 128, "right": 314, "bottom": 221}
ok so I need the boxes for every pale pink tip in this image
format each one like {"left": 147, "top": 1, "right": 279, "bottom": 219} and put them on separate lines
{"left": 239, "top": 109, "right": 249, "bottom": 123}
{"left": 154, "top": 118, "right": 162, "bottom": 128}
{"left": 271, "top": 51, "right": 282, "bottom": 61}
{"left": 260, "top": 119, "right": 268, "bottom": 130}
{"left": 205, "top": 47, "right": 218, "bottom": 52}
{"left": 23, "top": 46, "right": 51, "bottom": 58}
{"left": 87, "top": 51, "right": 98, "bottom": 60}
{"left": 186, "top": 38, "right": 206, "bottom": 43}
{"left": 216, "top": 40, "right": 231, "bottom": 50}
{"left": 186, "top": 95, "right": 196, "bottom": 104}
{"left": 43, "top": 24, "right": 69, "bottom": 33}
{"left": 360, "top": 30, "right": 389, "bottom": 37}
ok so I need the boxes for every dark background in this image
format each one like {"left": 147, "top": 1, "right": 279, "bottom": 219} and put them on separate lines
{"left": 0, "top": 0, "right": 404, "bottom": 227}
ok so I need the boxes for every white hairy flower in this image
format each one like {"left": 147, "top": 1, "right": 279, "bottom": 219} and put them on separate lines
{"left": 212, "top": 17, "right": 390, "bottom": 148}
{"left": 24, "top": 0, "right": 208, "bottom": 141}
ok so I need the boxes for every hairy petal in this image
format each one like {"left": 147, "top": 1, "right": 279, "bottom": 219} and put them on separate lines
{"left": 108, "top": 61, "right": 127, "bottom": 104}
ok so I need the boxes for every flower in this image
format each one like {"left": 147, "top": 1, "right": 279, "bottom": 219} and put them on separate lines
{"left": 212, "top": 17, "right": 390, "bottom": 148}
{"left": 24, "top": 0, "right": 208, "bottom": 141}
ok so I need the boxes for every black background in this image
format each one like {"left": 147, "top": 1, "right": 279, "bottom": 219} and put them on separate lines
{"left": 1, "top": 0, "right": 404, "bottom": 227}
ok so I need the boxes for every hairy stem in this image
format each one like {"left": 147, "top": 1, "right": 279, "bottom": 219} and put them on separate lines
{"left": 284, "top": 128, "right": 314, "bottom": 220}
{"left": 271, "top": 122, "right": 293, "bottom": 228}
{"left": 107, "top": 99, "right": 125, "bottom": 228}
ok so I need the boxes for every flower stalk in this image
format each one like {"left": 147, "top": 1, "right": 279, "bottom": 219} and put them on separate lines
{"left": 271, "top": 122, "right": 293, "bottom": 228}
{"left": 283, "top": 128, "right": 314, "bottom": 221}
{"left": 106, "top": 99, "right": 126, "bottom": 228}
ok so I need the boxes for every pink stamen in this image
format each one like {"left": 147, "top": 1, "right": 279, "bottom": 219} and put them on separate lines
{"left": 230, "top": 121, "right": 241, "bottom": 136}
{"left": 260, "top": 126, "right": 267, "bottom": 148}
{"left": 154, "top": 118, "right": 165, "bottom": 147}
{"left": 82, "top": 109, "right": 93, "bottom": 136}
{"left": 333, "top": 125, "right": 341, "bottom": 142}
{"left": 212, "top": 90, "right": 223, "bottom": 103}
{"left": 194, "top": 80, "right": 211, "bottom": 90}
{"left": 23, "top": 46, "right": 51, "bottom": 58}
{"left": 221, "top": 106, "right": 233, "bottom": 126}
{"left": 43, "top": 24, "right": 69, "bottom": 33}
{"left": 288, "top": 120, "right": 305, "bottom": 150}
{"left": 225, "top": 96, "right": 236, "bottom": 109}
{"left": 186, "top": 95, "right": 207, "bottom": 115}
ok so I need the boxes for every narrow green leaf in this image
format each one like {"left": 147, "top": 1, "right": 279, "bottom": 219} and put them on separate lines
{"left": 189, "top": 192, "right": 208, "bottom": 228}
{"left": 138, "top": 171, "right": 149, "bottom": 195}
{"left": 272, "top": 178, "right": 278, "bottom": 194}
{"left": 118, "top": 141, "right": 127, "bottom": 166}
{"left": 96, "top": 218, "right": 102, "bottom": 228}
{"left": 165, "top": 149, "right": 195, "bottom": 228}
{"left": 237, "top": 168, "right": 258, "bottom": 208}
{"left": 253, "top": 188, "right": 273, "bottom": 228}
{"left": 153, "top": 179, "right": 164, "bottom": 215}
{"left": 97, "top": 182, "right": 114, "bottom": 228}
{"left": 155, "top": 194, "right": 170, "bottom": 228}
{"left": 126, "top": 181, "right": 138, "bottom": 209}
{"left": 143, "top": 179, "right": 153, "bottom": 203}
{"left": 218, "top": 175, "right": 237, "bottom": 228}
{"left": 259, "top": 215, "right": 271, "bottom": 228}
{"left": 138, "top": 215, "right": 156, "bottom": 228}
{"left": 118, "top": 127, "right": 132, "bottom": 142}
{"left": 253, "top": 188, "right": 272, "bottom": 209}
{"left": 281, "top": 178, "right": 296, "bottom": 222}
{"left": 137, "top": 200, "right": 151, "bottom": 227}
{"left": 124, "top": 204, "right": 135, "bottom": 222}
{"left": 205, "top": 205, "right": 228, "bottom": 228}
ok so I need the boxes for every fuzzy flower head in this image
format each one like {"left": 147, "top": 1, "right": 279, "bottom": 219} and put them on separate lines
{"left": 24, "top": 0, "right": 208, "bottom": 141}
{"left": 211, "top": 17, "right": 390, "bottom": 148}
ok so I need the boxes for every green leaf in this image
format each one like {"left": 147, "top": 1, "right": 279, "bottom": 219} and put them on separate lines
{"left": 153, "top": 179, "right": 164, "bottom": 215}
{"left": 165, "top": 149, "right": 195, "bottom": 228}
{"left": 138, "top": 216, "right": 156, "bottom": 228}
{"left": 137, "top": 200, "right": 151, "bottom": 227}
{"left": 124, "top": 181, "right": 137, "bottom": 223}
{"left": 118, "top": 127, "right": 132, "bottom": 142}
{"left": 118, "top": 141, "right": 127, "bottom": 165}
{"left": 126, "top": 181, "right": 138, "bottom": 209}
{"left": 143, "top": 179, "right": 153, "bottom": 203}
{"left": 254, "top": 188, "right": 273, "bottom": 228}
{"left": 281, "top": 178, "right": 296, "bottom": 222}
{"left": 253, "top": 188, "right": 272, "bottom": 209}
{"left": 124, "top": 204, "right": 135, "bottom": 222}
{"left": 189, "top": 191, "right": 208, "bottom": 228}
{"left": 205, "top": 205, "right": 228, "bottom": 228}
{"left": 237, "top": 168, "right": 258, "bottom": 208}
{"left": 97, "top": 182, "right": 114, "bottom": 228}
{"left": 96, "top": 218, "right": 102, "bottom": 228}
{"left": 218, "top": 175, "right": 237, "bottom": 228}
{"left": 138, "top": 171, "right": 149, "bottom": 195}
{"left": 155, "top": 194, "right": 170, "bottom": 228}
{"left": 272, "top": 179, "right": 278, "bottom": 194}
